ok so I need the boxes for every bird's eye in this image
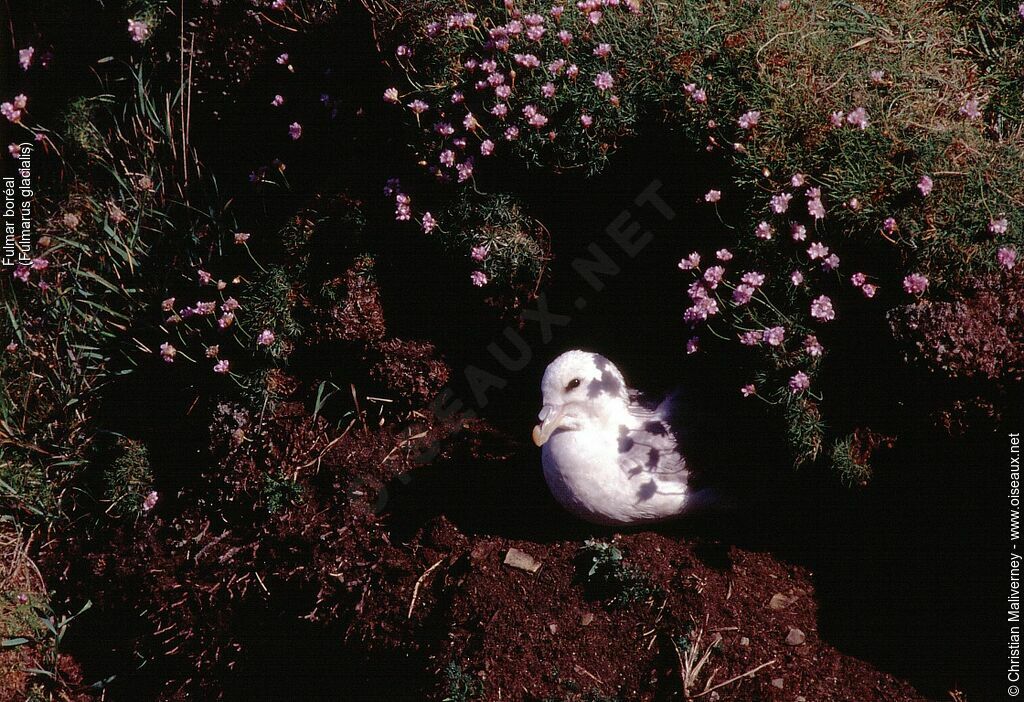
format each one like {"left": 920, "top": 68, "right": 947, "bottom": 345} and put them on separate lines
{"left": 565, "top": 378, "right": 581, "bottom": 391}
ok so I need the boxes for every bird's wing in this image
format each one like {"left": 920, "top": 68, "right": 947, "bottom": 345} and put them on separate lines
{"left": 616, "top": 400, "right": 688, "bottom": 484}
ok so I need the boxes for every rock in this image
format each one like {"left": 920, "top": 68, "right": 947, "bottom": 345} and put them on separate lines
{"left": 785, "top": 627, "right": 806, "bottom": 646}
{"left": 503, "top": 547, "right": 542, "bottom": 573}
{"left": 581, "top": 612, "right": 594, "bottom": 626}
{"left": 771, "top": 678, "right": 784, "bottom": 689}
{"left": 548, "top": 623, "right": 558, "bottom": 634}
{"left": 769, "top": 592, "right": 798, "bottom": 610}
{"left": 797, "top": 697, "right": 807, "bottom": 701}
{"left": 739, "top": 636, "right": 750, "bottom": 646}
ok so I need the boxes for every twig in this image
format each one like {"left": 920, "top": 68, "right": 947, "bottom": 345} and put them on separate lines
{"left": 407, "top": 558, "right": 445, "bottom": 619}
{"left": 691, "top": 659, "right": 778, "bottom": 698}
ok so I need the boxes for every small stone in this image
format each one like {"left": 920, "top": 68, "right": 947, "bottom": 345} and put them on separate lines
{"left": 785, "top": 627, "right": 806, "bottom": 646}
{"left": 797, "top": 697, "right": 807, "bottom": 701}
{"left": 739, "top": 636, "right": 750, "bottom": 646}
{"left": 769, "top": 592, "right": 798, "bottom": 610}
{"left": 548, "top": 623, "right": 558, "bottom": 634}
{"left": 771, "top": 677, "right": 784, "bottom": 689}
{"left": 503, "top": 547, "right": 542, "bottom": 573}
{"left": 581, "top": 612, "right": 594, "bottom": 626}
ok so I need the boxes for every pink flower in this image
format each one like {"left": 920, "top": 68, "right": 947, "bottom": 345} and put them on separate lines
{"left": 704, "top": 189, "right": 722, "bottom": 203}
{"left": 407, "top": 99, "right": 429, "bottom": 114}
{"left": 234, "top": 232, "right": 250, "bottom": 244}
{"left": 383, "top": 87, "right": 399, "bottom": 103}
{"left": 470, "top": 270, "right": 488, "bottom": 287}
{"left": 883, "top": 217, "right": 897, "bottom": 234}
{"left": 161, "top": 297, "right": 176, "bottom": 312}
{"left": 810, "top": 295, "right": 835, "bottom": 321}
{"left": 740, "top": 384, "right": 756, "bottom": 397}
{"left": 788, "top": 371, "right": 810, "bottom": 393}
{"left": 594, "top": 43, "right": 612, "bottom": 58}
{"left": 588, "top": 10, "right": 603, "bottom": 24}
{"left": 822, "top": 253, "right": 840, "bottom": 272}
{"left": 558, "top": 30, "right": 573, "bottom": 45}
{"left": 770, "top": 193, "right": 792, "bottom": 213}
{"left": 808, "top": 197, "right": 826, "bottom": 220}
{"left": 549, "top": 59, "right": 566, "bottom": 74}
{"left": 850, "top": 272, "right": 866, "bottom": 287}
{"left": 551, "top": 5, "right": 564, "bottom": 18}
{"left": 30, "top": 257, "right": 47, "bottom": 271}
{"left": 902, "top": 273, "right": 929, "bottom": 295}
{"left": 959, "top": 98, "right": 982, "bottom": 120}
{"left": 218, "top": 312, "right": 235, "bottom": 329}
{"left": 271, "top": 94, "right": 284, "bottom": 107}
{"left": 861, "top": 283, "right": 878, "bottom": 298}
{"left": 739, "top": 330, "right": 763, "bottom": 346}
{"left": 159, "top": 342, "right": 176, "bottom": 362}
{"left": 422, "top": 212, "right": 437, "bottom": 233}
{"left": 18, "top": 47, "right": 34, "bottom": 71}
{"left": 480, "top": 139, "right": 495, "bottom": 156}
{"left": 1, "top": 103, "right": 21, "bottom": 124}
{"left": 732, "top": 285, "right": 754, "bottom": 305}
{"left": 804, "top": 335, "right": 824, "bottom": 357}
{"left": 755, "top": 221, "right": 773, "bottom": 240}
{"left": 205, "top": 345, "right": 219, "bottom": 358}
{"left": 989, "top": 217, "right": 1009, "bottom": 235}
{"left": 594, "top": 72, "right": 614, "bottom": 91}
{"left": 12, "top": 266, "right": 29, "bottom": 282}
{"left": 566, "top": 64, "right": 579, "bottom": 79}
{"left": 276, "top": 53, "right": 289, "bottom": 65}
{"left": 504, "top": 126, "right": 520, "bottom": 141}
{"left": 686, "top": 336, "right": 700, "bottom": 354}
{"left": 740, "top": 271, "right": 765, "bottom": 288}
{"left": 791, "top": 173, "right": 806, "bottom": 187}
{"left": 790, "top": 223, "right": 807, "bottom": 241}
{"left": 213, "top": 359, "right": 230, "bottom": 374}
{"left": 142, "top": 491, "right": 159, "bottom": 512}
{"left": 288, "top": 122, "right": 302, "bottom": 140}
{"left": 257, "top": 329, "right": 276, "bottom": 346}
{"left": 541, "top": 82, "right": 556, "bottom": 98}
{"left": 807, "top": 242, "right": 829, "bottom": 260}
{"left": 764, "top": 326, "right": 786, "bottom": 346}
{"left": 716, "top": 248, "right": 733, "bottom": 261}
{"left": 7, "top": 143, "right": 19, "bottom": 158}
{"left": 846, "top": 106, "right": 869, "bottom": 129}
{"left": 471, "top": 244, "right": 490, "bottom": 261}
{"left": 690, "top": 88, "right": 707, "bottom": 103}
{"left": 829, "top": 111, "right": 845, "bottom": 127}
{"left": 514, "top": 53, "right": 541, "bottom": 68}
{"left": 198, "top": 269, "right": 212, "bottom": 284}
{"left": 678, "top": 252, "right": 700, "bottom": 270}
{"left": 395, "top": 193, "right": 411, "bottom": 221}
{"left": 128, "top": 19, "right": 150, "bottom": 43}
{"left": 869, "top": 69, "right": 886, "bottom": 85}
{"left": 580, "top": 113, "right": 594, "bottom": 128}
{"left": 790, "top": 270, "right": 804, "bottom": 286}
{"left": 703, "top": 265, "right": 725, "bottom": 288}
{"left": 917, "top": 175, "right": 933, "bottom": 196}
{"left": 738, "top": 110, "right": 761, "bottom": 129}
{"left": 998, "top": 246, "right": 1018, "bottom": 269}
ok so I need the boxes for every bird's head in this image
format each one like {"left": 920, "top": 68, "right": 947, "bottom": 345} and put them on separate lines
{"left": 532, "top": 350, "right": 630, "bottom": 446}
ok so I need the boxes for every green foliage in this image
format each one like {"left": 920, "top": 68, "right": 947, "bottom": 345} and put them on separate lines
{"left": 576, "top": 540, "right": 660, "bottom": 607}
{"left": 260, "top": 471, "right": 304, "bottom": 514}
{"left": 442, "top": 662, "right": 482, "bottom": 702}
{"left": 830, "top": 434, "right": 872, "bottom": 487}
{"left": 102, "top": 438, "right": 153, "bottom": 518}
{"left": 440, "top": 192, "right": 549, "bottom": 292}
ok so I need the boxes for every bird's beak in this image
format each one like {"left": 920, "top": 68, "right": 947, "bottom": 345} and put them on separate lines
{"left": 532, "top": 404, "right": 564, "bottom": 446}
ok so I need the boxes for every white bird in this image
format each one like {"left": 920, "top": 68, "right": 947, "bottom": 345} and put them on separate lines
{"left": 532, "top": 350, "right": 715, "bottom": 525}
